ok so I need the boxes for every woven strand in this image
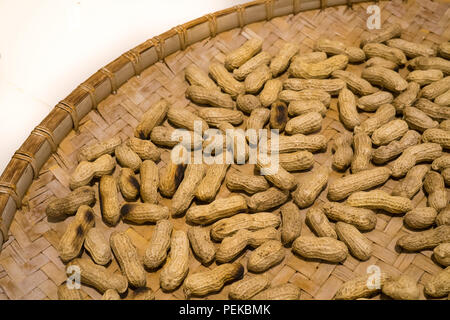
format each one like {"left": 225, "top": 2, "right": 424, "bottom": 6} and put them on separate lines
{"left": 236, "top": 5, "right": 245, "bottom": 28}
{"left": 56, "top": 101, "right": 79, "bottom": 131}
{"left": 99, "top": 67, "right": 118, "bottom": 95}
{"left": 0, "top": 217, "right": 9, "bottom": 242}
{"left": 293, "top": 0, "right": 301, "bottom": 13}
{"left": 0, "top": 182, "right": 21, "bottom": 209}
{"left": 123, "top": 50, "right": 143, "bottom": 76}
{"left": 346, "top": 0, "right": 353, "bottom": 7}
{"left": 12, "top": 151, "right": 38, "bottom": 180}
{"left": 206, "top": 14, "right": 217, "bottom": 38}
{"left": 321, "top": 0, "right": 327, "bottom": 10}
{"left": 265, "top": 0, "right": 274, "bottom": 20}
{"left": 174, "top": 25, "right": 187, "bottom": 51}
{"left": 78, "top": 83, "right": 98, "bottom": 111}
{"left": 152, "top": 36, "right": 165, "bottom": 61}
{"left": 32, "top": 126, "right": 57, "bottom": 153}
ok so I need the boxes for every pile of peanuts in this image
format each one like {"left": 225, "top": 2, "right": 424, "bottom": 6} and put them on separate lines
{"left": 50, "top": 23, "right": 450, "bottom": 300}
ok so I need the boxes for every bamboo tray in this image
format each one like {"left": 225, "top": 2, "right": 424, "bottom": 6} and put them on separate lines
{"left": 0, "top": 0, "right": 449, "bottom": 300}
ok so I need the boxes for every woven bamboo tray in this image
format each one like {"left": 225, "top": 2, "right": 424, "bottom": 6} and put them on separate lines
{"left": 0, "top": 0, "right": 449, "bottom": 300}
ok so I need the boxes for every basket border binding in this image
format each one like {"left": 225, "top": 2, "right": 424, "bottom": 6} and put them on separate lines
{"left": 0, "top": 0, "right": 374, "bottom": 250}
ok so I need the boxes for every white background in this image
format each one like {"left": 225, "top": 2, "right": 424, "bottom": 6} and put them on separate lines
{"left": 0, "top": 0, "right": 249, "bottom": 173}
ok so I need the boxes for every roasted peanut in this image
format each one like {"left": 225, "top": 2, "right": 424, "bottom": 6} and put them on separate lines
{"left": 78, "top": 136, "right": 121, "bottom": 162}
{"left": 323, "top": 202, "right": 377, "bottom": 231}
{"left": 357, "top": 91, "right": 393, "bottom": 112}
{"left": 439, "top": 119, "right": 450, "bottom": 130}
{"left": 185, "top": 64, "right": 219, "bottom": 91}
{"left": 236, "top": 94, "right": 261, "bottom": 114}
{"left": 144, "top": 219, "right": 172, "bottom": 269}
{"left": 57, "top": 283, "right": 83, "bottom": 300}
{"left": 362, "top": 66, "right": 408, "bottom": 92}
{"left": 278, "top": 150, "right": 314, "bottom": 172}
{"left": 289, "top": 52, "right": 327, "bottom": 75}
{"left": 115, "top": 143, "right": 142, "bottom": 172}
{"left": 334, "top": 272, "right": 391, "bottom": 300}
{"left": 196, "top": 107, "right": 244, "bottom": 127}
{"left": 110, "top": 231, "right": 146, "bottom": 288}
{"left": 140, "top": 160, "right": 159, "bottom": 204}
{"left": 360, "top": 23, "right": 402, "bottom": 47}
{"left": 127, "top": 137, "right": 160, "bottom": 162}
{"left": 290, "top": 54, "right": 348, "bottom": 79}
{"left": 346, "top": 190, "right": 413, "bottom": 214}
{"left": 338, "top": 86, "right": 360, "bottom": 130}
{"left": 171, "top": 164, "right": 206, "bottom": 217}
{"left": 287, "top": 99, "right": 327, "bottom": 117}
{"left": 351, "top": 132, "right": 372, "bottom": 173}
{"left": 160, "top": 230, "right": 190, "bottom": 291}
{"left": 150, "top": 126, "right": 202, "bottom": 149}
{"left": 184, "top": 263, "right": 244, "bottom": 297}
{"left": 332, "top": 70, "right": 377, "bottom": 96}
{"left": 209, "top": 63, "right": 245, "bottom": 98}
{"left": 134, "top": 99, "right": 168, "bottom": 139}
{"left": 270, "top": 42, "right": 299, "bottom": 76}
{"left": 409, "top": 57, "right": 450, "bottom": 75}
{"left": 292, "top": 166, "right": 329, "bottom": 208}
{"left": 225, "top": 170, "right": 269, "bottom": 194}
{"left": 437, "top": 205, "right": 450, "bottom": 226}
{"left": 120, "top": 203, "right": 169, "bottom": 224}
{"left": 68, "top": 258, "right": 128, "bottom": 293}
{"left": 102, "top": 289, "right": 120, "bottom": 300}
{"left": 245, "top": 65, "right": 272, "bottom": 94}
{"left": 371, "top": 119, "right": 408, "bottom": 146}
{"left": 424, "top": 267, "right": 450, "bottom": 298}
{"left": 186, "top": 195, "right": 247, "bottom": 225}
{"left": 247, "top": 240, "right": 285, "bottom": 273}
{"left": 420, "top": 76, "right": 450, "bottom": 100}
{"left": 438, "top": 42, "right": 450, "bottom": 59}
{"left": 233, "top": 51, "right": 271, "bottom": 81}
{"left": 404, "top": 207, "right": 437, "bottom": 230}
{"left": 390, "top": 143, "right": 442, "bottom": 178}
{"left": 159, "top": 161, "right": 186, "bottom": 198}
{"left": 306, "top": 207, "right": 337, "bottom": 239}
{"left": 363, "top": 43, "right": 407, "bottom": 66}
{"left": 280, "top": 203, "right": 302, "bottom": 246}
{"left": 387, "top": 38, "right": 436, "bottom": 58}
{"left": 404, "top": 106, "right": 439, "bottom": 132}
{"left": 118, "top": 168, "right": 139, "bottom": 201}
{"left": 382, "top": 275, "right": 420, "bottom": 300}
{"left": 260, "top": 79, "right": 283, "bottom": 107}
{"left": 434, "top": 243, "right": 450, "bottom": 266}
{"left": 435, "top": 90, "right": 450, "bottom": 106}
{"left": 424, "top": 171, "right": 448, "bottom": 211}
{"left": 275, "top": 133, "right": 327, "bottom": 153}
{"left": 328, "top": 167, "right": 392, "bottom": 201}
{"left": 366, "top": 57, "right": 399, "bottom": 70}
{"left": 393, "top": 81, "right": 421, "bottom": 113}
{"left": 167, "top": 106, "right": 208, "bottom": 134}
{"left": 336, "top": 222, "right": 373, "bottom": 261}
{"left": 331, "top": 133, "right": 353, "bottom": 171}
{"left": 210, "top": 212, "right": 281, "bottom": 241}
{"left": 187, "top": 226, "right": 215, "bottom": 265}
{"left": 415, "top": 98, "right": 450, "bottom": 120}
{"left": 285, "top": 112, "right": 322, "bottom": 135}
{"left": 186, "top": 85, "right": 235, "bottom": 109}
{"left": 98, "top": 176, "right": 120, "bottom": 225}
{"left": 46, "top": 186, "right": 95, "bottom": 220}
{"left": 284, "top": 78, "right": 345, "bottom": 96}
{"left": 70, "top": 154, "right": 116, "bottom": 190}
{"left": 432, "top": 154, "right": 450, "bottom": 171}
{"left": 315, "top": 38, "right": 365, "bottom": 63}
{"left": 248, "top": 187, "right": 290, "bottom": 212}
{"left": 252, "top": 283, "right": 300, "bottom": 300}
{"left": 59, "top": 205, "right": 95, "bottom": 262}
{"left": 128, "top": 287, "right": 155, "bottom": 300}
{"left": 354, "top": 103, "right": 396, "bottom": 136}
{"left": 372, "top": 130, "right": 421, "bottom": 164}
{"left": 225, "top": 38, "right": 263, "bottom": 71}
{"left": 292, "top": 236, "right": 348, "bottom": 263}
{"left": 406, "top": 69, "right": 443, "bottom": 86}
{"left": 228, "top": 275, "right": 270, "bottom": 300}
{"left": 84, "top": 228, "right": 112, "bottom": 266}
{"left": 194, "top": 164, "right": 228, "bottom": 202}
{"left": 279, "top": 89, "right": 331, "bottom": 107}
{"left": 392, "top": 165, "right": 429, "bottom": 199}
{"left": 422, "top": 128, "right": 450, "bottom": 149}
{"left": 269, "top": 100, "right": 288, "bottom": 131}
{"left": 247, "top": 107, "right": 270, "bottom": 132}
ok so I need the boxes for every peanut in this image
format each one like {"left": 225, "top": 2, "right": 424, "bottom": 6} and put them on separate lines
{"left": 171, "top": 164, "right": 206, "bottom": 216}
{"left": 382, "top": 275, "right": 420, "bottom": 300}
{"left": 160, "top": 230, "right": 190, "bottom": 291}
{"left": 357, "top": 91, "right": 393, "bottom": 112}
{"left": 225, "top": 38, "right": 263, "bottom": 71}
{"left": 140, "top": 160, "right": 159, "bottom": 204}
{"left": 228, "top": 275, "right": 270, "bottom": 300}
{"left": 275, "top": 133, "right": 327, "bottom": 153}
{"left": 442, "top": 167, "right": 450, "bottom": 186}
{"left": 278, "top": 150, "right": 314, "bottom": 172}
{"left": 187, "top": 226, "right": 215, "bottom": 265}
{"left": 184, "top": 64, "right": 219, "bottom": 91}
{"left": 184, "top": 263, "right": 244, "bottom": 297}
{"left": 115, "top": 143, "right": 142, "bottom": 172}
{"left": 270, "top": 42, "right": 300, "bottom": 76}
{"left": 46, "top": 186, "right": 95, "bottom": 220}
{"left": 435, "top": 90, "right": 450, "bottom": 106}
{"left": 209, "top": 63, "right": 245, "bottom": 98}
{"left": 334, "top": 272, "right": 391, "bottom": 300}
{"left": 439, "top": 119, "right": 450, "bottom": 130}
{"left": 315, "top": 38, "right": 365, "bottom": 63}
{"left": 432, "top": 154, "right": 450, "bottom": 171}
{"left": 287, "top": 99, "right": 327, "bottom": 117}
{"left": 420, "top": 76, "right": 450, "bottom": 99}
{"left": 269, "top": 100, "right": 288, "bottom": 131}
{"left": 387, "top": 38, "right": 436, "bottom": 58}
{"left": 292, "top": 166, "right": 329, "bottom": 208}
{"left": 360, "top": 23, "right": 402, "bottom": 47}
{"left": 127, "top": 137, "right": 160, "bottom": 162}
{"left": 59, "top": 205, "right": 95, "bottom": 262}
{"left": 323, "top": 202, "right": 377, "bottom": 231}
{"left": 159, "top": 161, "right": 186, "bottom": 198}
{"left": 351, "top": 132, "right": 372, "bottom": 173}
{"left": 437, "top": 205, "right": 450, "bottom": 226}
{"left": 290, "top": 54, "right": 348, "bottom": 79}
{"left": 371, "top": 119, "right": 408, "bottom": 146}
{"left": 84, "top": 228, "right": 112, "bottom": 265}
{"left": 328, "top": 167, "right": 391, "bottom": 201}
{"left": 306, "top": 207, "right": 337, "bottom": 239}
{"left": 168, "top": 106, "right": 208, "bottom": 134}
{"left": 390, "top": 143, "right": 442, "bottom": 178}
{"left": 332, "top": 70, "right": 377, "bottom": 96}
{"left": 434, "top": 243, "right": 450, "bottom": 266}
{"left": 292, "top": 236, "right": 348, "bottom": 263}
{"left": 392, "top": 165, "right": 429, "bottom": 199}
{"left": 260, "top": 79, "right": 283, "bottom": 107}
{"left": 280, "top": 203, "right": 302, "bottom": 246}
{"left": 120, "top": 203, "right": 168, "bottom": 225}
{"left": 78, "top": 136, "right": 122, "bottom": 162}
{"left": 210, "top": 212, "right": 281, "bottom": 241}
{"left": 354, "top": 103, "right": 396, "bottom": 136}
{"left": 236, "top": 94, "right": 261, "bottom": 114}
{"left": 186, "top": 85, "right": 235, "bottom": 109}
{"left": 233, "top": 51, "right": 271, "bottom": 81}
{"left": 346, "top": 190, "right": 413, "bottom": 214}
{"left": 409, "top": 57, "right": 450, "bottom": 75}
{"left": 363, "top": 43, "right": 407, "bottom": 66}
{"left": 57, "top": 284, "right": 83, "bottom": 300}
{"left": 438, "top": 42, "right": 450, "bottom": 59}
{"left": 118, "top": 168, "right": 139, "bottom": 201}
{"left": 331, "top": 133, "right": 353, "bottom": 171}
{"left": 99, "top": 176, "right": 121, "bottom": 226}
{"left": 225, "top": 170, "right": 270, "bottom": 194}
{"left": 247, "top": 240, "right": 285, "bottom": 273}
{"left": 404, "top": 106, "right": 439, "bottom": 132}
{"left": 372, "top": 130, "right": 421, "bottom": 164}
{"left": 248, "top": 187, "right": 290, "bottom": 212}
{"left": 150, "top": 126, "right": 202, "bottom": 149}
{"left": 195, "top": 163, "right": 228, "bottom": 202}
{"left": 216, "top": 227, "right": 279, "bottom": 263}
{"left": 246, "top": 107, "right": 270, "bottom": 132}
{"left": 289, "top": 52, "right": 327, "bottom": 73}
{"left": 186, "top": 195, "right": 247, "bottom": 225}
{"left": 144, "top": 219, "right": 172, "bottom": 269}
{"left": 110, "top": 231, "right": 146, "bottom": 288}
{"left": 424, "top": 266, "right": 450, "bottom": 298}
{"left": 101, "top": 289, "right": 120, "bottom": 300}
{"left": 362, "top": 66, "right": 408, "bottom": 92}
{"left": 128, "top": 287, "right": 155, "bottom": 300}
{"left": 252, "top": 283, "right": 300, "bottom": 300}
{"left": 422, "top": 128, "right": 450, "bottom": 149}
{"left": 338, "top": 86, "right": 360, "bottom": 130}
{"left": 68, "top": 258, "right": 128, "bottom": 293}
{"left": 283, "top": 78, "right": 345, "bottom": 96}
{"left": 336, "top": 222, "right": 373, "bottom": 261}
{"left": 245, "top": 65, "right": 272, "bottom": 94}
{"left": 279, "top": 89, "right": 331, "bottom": 107}
{"left": 366, "top": 57, "right": 399, "bottom": 70}
{"left": 415, "top": 98, "right": 450, "bottom": 120}
{"left": 404, "top": 207, "right": 438, "bottom": 230}
{"left": 134, "top": 99, "right": 168, "bottom": 139}
{"left": 406, "top": 69, "right": 443, "bottom": 86}
{"left": 196, "top": 107, "right": 244, "bottom": 127}
{"left": 423, "top": 171, "right": 448, "bottom": 211}
{"left": 69, "top": 154, "right": 115, "bottom": 190}
{"left": 285, "top": 112, "right": 322, "bottom": 135}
